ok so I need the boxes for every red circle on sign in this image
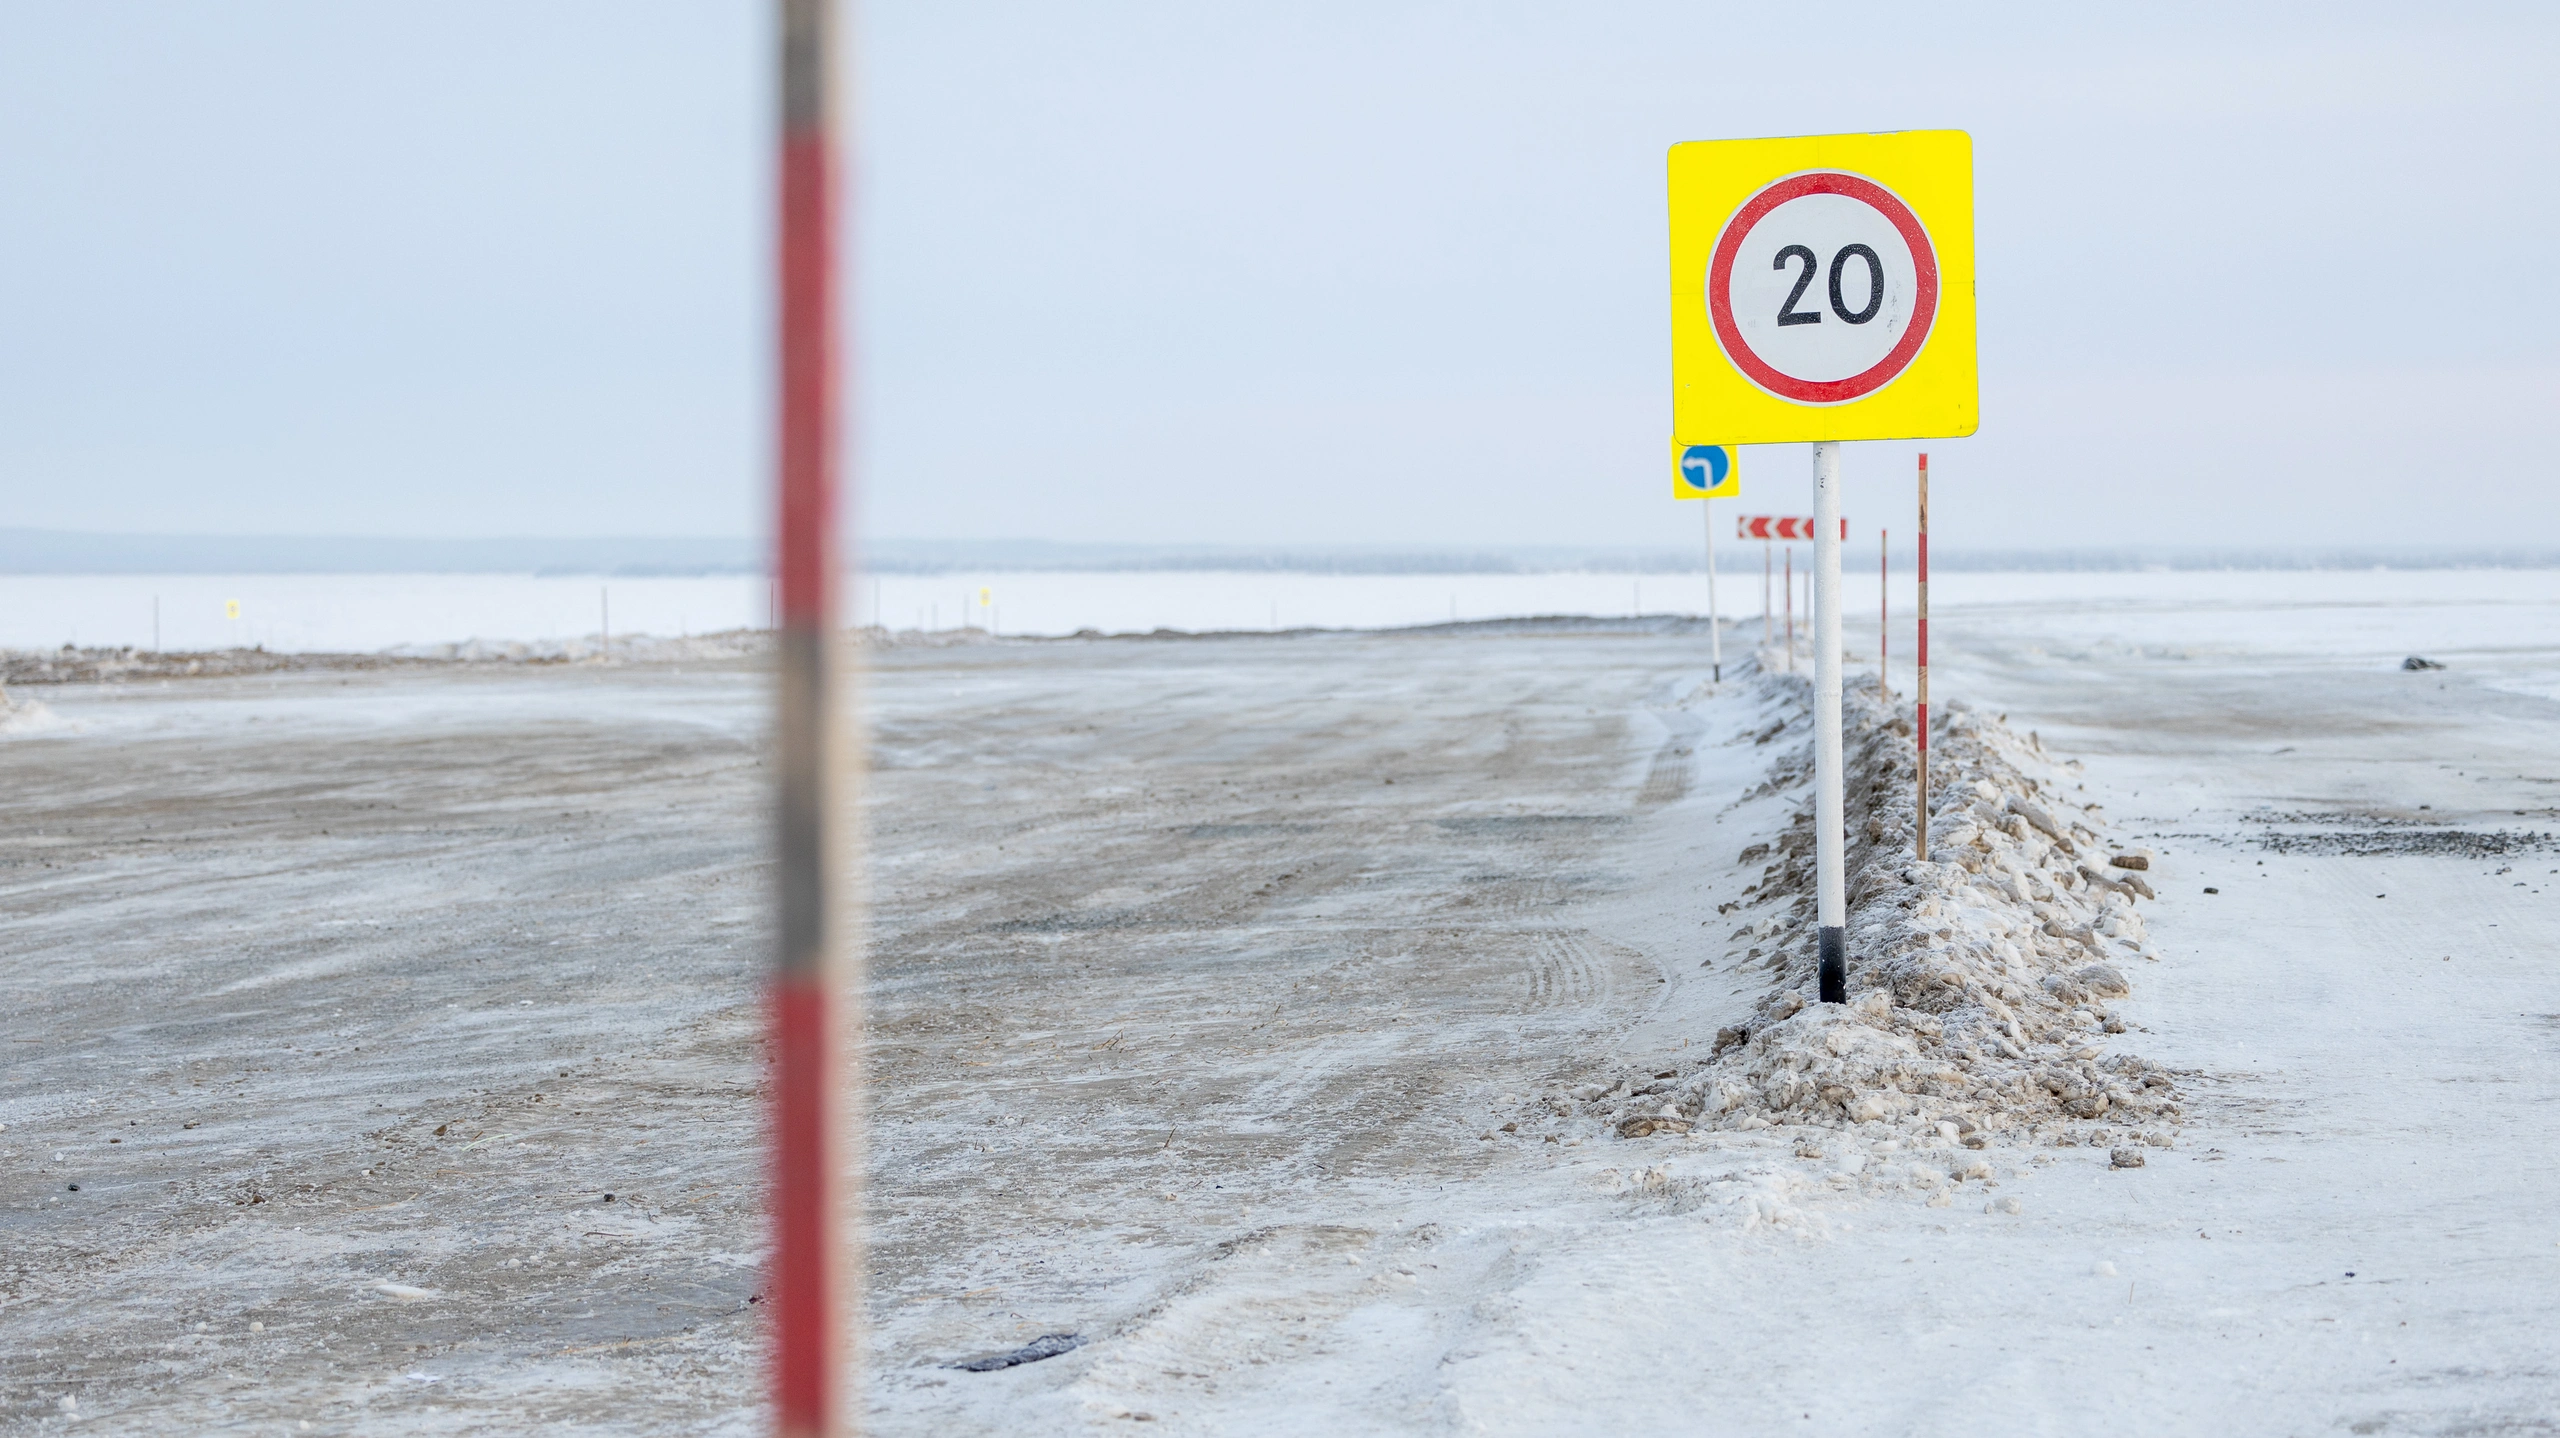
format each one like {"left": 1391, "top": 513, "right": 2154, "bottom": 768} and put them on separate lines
{"left": 1707, "top": 171, "right": 1940, "bottom": 405}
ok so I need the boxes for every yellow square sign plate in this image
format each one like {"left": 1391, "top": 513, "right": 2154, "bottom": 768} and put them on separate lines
{"left": 1671, "top": 441, "right": 1739, "bottom": 499}
{"left": 1669, "top": 130, "right": 1976, "bottom": 445}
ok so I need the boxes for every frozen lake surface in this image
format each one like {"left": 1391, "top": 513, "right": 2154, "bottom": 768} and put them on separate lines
{"left": 2, "top": 572, "right": 2556, "bottom": 1433}
{"left": 6, "top": 566, "right": 2559, "bottom": 682}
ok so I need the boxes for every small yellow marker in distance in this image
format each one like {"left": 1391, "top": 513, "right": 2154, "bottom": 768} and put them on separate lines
{"left": 225, "top": 600, "right": 241, "bottom": 620}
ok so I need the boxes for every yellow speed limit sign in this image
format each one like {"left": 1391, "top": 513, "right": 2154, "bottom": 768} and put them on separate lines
{"left": 1668, "top": 130, "right": 1976, "bottom": 444}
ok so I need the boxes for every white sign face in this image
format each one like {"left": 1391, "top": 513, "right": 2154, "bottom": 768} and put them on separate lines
{"left": 1707, "top": 172, "right": 1940, "bottom": 406}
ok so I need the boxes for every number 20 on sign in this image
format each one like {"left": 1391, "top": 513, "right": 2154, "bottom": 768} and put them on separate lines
{"left": 1668, "top": 130, "right": 1976, "bottom": 443}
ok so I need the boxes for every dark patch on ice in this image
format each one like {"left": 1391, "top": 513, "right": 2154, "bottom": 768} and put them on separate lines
{"left": 952, "top": 1332, "right": 1084, "bottom": 1372}
{"left": 1179, "top": 823, "right": 1317, "bottom": 839}
{"left": 982, "top": 911, "right": 1144, "bottom": 934}
{"left": 1434, "top": 815, "right": 1627, "bottom": 835}
{"left": 2253, "top": 829, "right": 2555, "bottom": 858}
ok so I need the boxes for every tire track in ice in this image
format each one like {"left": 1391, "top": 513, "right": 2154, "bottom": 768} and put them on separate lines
{"left": 1632, "top": 706, "right": 1709, "bottom": 810}
{"left": 1633, "top": 737, "right": 1694, "bottom": 808}
{"left": 1066, "top": 1223, "right": 1434, "bottom": 1434}
{"left": 1522, "top": 928, "right": 1601, "bottom": 1011}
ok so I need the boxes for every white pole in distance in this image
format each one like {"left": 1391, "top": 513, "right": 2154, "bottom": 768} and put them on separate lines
{"left": 1812, "top": 440, "right": 1848, "bottom": 1004}
{"left": 1704, "top": 498, "right": 1720, "bottom": 683}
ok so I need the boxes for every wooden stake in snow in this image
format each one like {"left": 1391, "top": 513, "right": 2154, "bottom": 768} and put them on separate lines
{"left": 771, "top": 1, "right": 857, "bottom": 1432}
{"left": 1916, "top": 453, "right": 1931, "bottom": 864}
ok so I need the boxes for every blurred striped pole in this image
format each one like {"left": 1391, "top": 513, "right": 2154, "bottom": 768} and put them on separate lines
{"left": 773, "top": 1, "right": 854, "bottom": 1434}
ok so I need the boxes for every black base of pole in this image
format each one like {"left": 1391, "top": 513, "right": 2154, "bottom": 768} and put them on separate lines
{"left": 1712, "top": 663, "right": 1722, "bottom": 682}
{"left": 1818, "top": 926, "right": 1847, "bottom": 1003}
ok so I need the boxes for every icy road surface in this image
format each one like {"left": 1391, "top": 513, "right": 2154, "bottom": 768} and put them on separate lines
{"left": 4, "top": 581, "right": 2559, "bottom": 1434}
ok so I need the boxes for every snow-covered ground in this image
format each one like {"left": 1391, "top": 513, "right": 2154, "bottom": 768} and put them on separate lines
{"left": 2, "top": 573, "right": 2556, "bottom": 1433}
{"left": 859, "top": 590, "right": 2560, "bottom": 1436}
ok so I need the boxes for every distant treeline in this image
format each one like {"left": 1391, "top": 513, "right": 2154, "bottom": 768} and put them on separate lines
{"left": 0, "top": 529, "right": 758, "bottom": 577}
{"left": 4, "top": 528, "right": 2556, "bottom": 577}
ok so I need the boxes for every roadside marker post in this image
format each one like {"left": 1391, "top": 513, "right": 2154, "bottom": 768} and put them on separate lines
{"left": 1670, "top": 131, "right": 1977, "bottom": 1004}
{"left": 1880, "top": 529, "right": 1888, "bottom": 691}
{"left": 1672, "top": 442, "right": 1739, "bottom": 680}
{"left": 771, "top": 1, "right": 855, "bottom": 1433}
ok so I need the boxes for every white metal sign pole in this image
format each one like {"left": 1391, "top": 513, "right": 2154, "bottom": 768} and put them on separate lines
{"left": 1916, "top": 453, "right": 1931, "bottom": 863}
{"left": 1704, "top": 499, "right": 1721, "bottom": 682}
{"left": 1812, "top": 441, "right": 1848, "bottom": 1003}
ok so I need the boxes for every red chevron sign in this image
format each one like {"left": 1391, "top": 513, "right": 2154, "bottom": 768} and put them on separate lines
{"left": 1736, "top": 515, "right": 1847, "bottom": 541}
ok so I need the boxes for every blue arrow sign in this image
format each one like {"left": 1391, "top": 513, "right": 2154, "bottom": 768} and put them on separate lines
{"left": 1673, "top": 442, "right": 1738, "bottom": 498}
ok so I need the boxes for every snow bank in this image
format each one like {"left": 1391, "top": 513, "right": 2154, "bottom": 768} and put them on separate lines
{"left": 0, "top": 682, "right": 61, "bottom": 735}
{"left": 2, "top": 627, "right": 1003, "bottom": 684}
{"left": 379, "top": 629, "right": 778, "bottom": 663}
{"left": 1578, "top": 656, "right": 2183, "bottom": 1182}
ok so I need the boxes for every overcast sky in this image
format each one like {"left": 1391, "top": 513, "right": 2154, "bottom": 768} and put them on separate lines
{"left": 3, "top": 1, "right": 2555, "bottom": 551}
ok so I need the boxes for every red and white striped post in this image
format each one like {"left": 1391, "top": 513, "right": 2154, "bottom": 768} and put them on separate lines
{"left": 772, "top": 1, "right": 855, "bottom": 1434}
{"left": 1915, "top": 453, "right": 1930, "bottom": 862}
